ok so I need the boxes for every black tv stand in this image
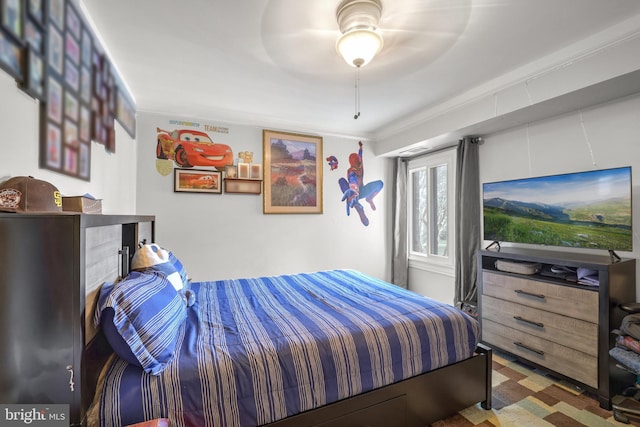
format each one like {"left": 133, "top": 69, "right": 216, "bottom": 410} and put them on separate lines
{"left": 485, "top": 241, "right": 501, "bottom": 251}
{"left": 609, "top": 249, "right": 621, "bottom": 263}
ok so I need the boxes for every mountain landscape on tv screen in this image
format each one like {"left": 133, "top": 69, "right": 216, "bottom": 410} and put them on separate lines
{"left": 483, "top": 196, "right": 632, "bottom": 251}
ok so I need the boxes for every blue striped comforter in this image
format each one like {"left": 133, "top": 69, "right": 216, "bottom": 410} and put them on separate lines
{"left": 90, "top": 269, "right": 479, "bottom": 427}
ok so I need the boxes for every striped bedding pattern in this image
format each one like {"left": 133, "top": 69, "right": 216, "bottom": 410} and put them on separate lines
{"left": 89, "top": 269, "right": 479, "bottom": 427}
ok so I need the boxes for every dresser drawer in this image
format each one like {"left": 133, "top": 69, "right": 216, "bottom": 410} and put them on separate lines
{"left": 482, "top": 319, "right": 597, "bottom": 388}
{"left": 482, "top": 271, "right": 598, "bottom": 322}
{"left": 481, "top": 295, "right": 597, "bottom": 356}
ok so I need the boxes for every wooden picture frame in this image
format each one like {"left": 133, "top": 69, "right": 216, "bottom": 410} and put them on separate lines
{"left": 263, "top": 129, "right": 323, "bottom": 214}
{"left": 174, "top": 169, "right": 222, "bottom": 194}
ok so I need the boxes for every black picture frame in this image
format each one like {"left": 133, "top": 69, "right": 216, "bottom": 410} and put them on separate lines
{"left": 47, "top": 24, "right": 63, "bottom": 75}
{"left": 79, "top": 103, "right": 90, "bottom": 142}
{"left": 24, "top": 18, "right": 42, "bottom": 52}
{"left": 20, "top": 44, "right": 44, "bottom": 100}
{"left": 26, "top": 0, "right": 43, "bottom": 28}
{"left": 0, "top": 28, "right": 23, "bottom": 81}
{"left": 46, "top": 75, "right": 63, "bottom": 124}
{"left": 78, "top": 140, "right": 90, "bottom": 179}
{"left": 0, "top": 0, "right": 23, "bottom": 43}
{"left": 65, "top": 31, "right": 79, "bottom": 65}
{"left": 40, "top": 0, "right": 70, "bottom": 178}
{"left": 115, "top": 87, "right": 136, "bottom": 138}
{"left": 64, "top": 0, "right": 80, "bottom": 40}
{"left": 48, "top": 0, "right": 64, "bottom": 31}
{"left": 80, "top": 27, "right": 91, "bottom": 67}
{"left": 44, "top": 121, "right": 62, "bottom": 169}
{"left": 174, "top": 169, "right": 223, "bottom": 194}
{"left": 21, "top": 0, "right": 132, "bottom": 180}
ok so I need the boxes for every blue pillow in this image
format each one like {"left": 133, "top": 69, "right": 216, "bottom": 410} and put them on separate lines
{"left": 139, "top": 258, "right": 196, "bottom": 307}
{"left": 167, "top": 250, "right": 189, "bottom": 288}
{"left": 138, "top": 258, "right": 184, "bottom": 292}
{"left": 95, "top": 271, "right": 187, "bottom": 375}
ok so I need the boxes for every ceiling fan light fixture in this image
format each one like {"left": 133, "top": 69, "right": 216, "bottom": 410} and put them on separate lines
{"left": 336, "top": 28, "right": 383, "bottom": 67}
{"left": 335, "top": 0, "right": 384, "bottom": 68}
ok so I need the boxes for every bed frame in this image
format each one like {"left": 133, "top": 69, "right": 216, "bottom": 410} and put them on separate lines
{"left": 82, "top": 233, "right": 492, "bottom": 427}
{"left": 266, "top": 344, "right": 492, "bottom": 427}
{"left": 84, "top": 315, "right": 491, "bottom": 427}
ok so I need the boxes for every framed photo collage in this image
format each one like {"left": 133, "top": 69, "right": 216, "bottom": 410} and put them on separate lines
{"left": 0, "top": 0, "right": 136, "bottom": 181}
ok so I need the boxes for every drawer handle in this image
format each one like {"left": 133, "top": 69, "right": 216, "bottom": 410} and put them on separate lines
{"left": 66, "top": 365, "right": 75, "bottom": 392}
{"left": 514, "top": 289, "right": 546, "bottom": 300}
{"left": 513, "top": 316, "right": 544, "bottom": 328}
{"left": 514, "top": 341, "right": 544, "bottom": 356}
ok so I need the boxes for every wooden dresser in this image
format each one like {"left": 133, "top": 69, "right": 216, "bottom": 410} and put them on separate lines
{"left": 478, "top": 247, "right": 636, "bottom": 408}
{"left": 0, "top": 213, "right": 154, "bottom": 426}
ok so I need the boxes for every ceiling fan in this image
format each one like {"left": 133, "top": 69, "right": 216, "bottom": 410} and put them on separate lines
{"left": 261, "top": 0, "right": 472, "bottom": 76}
{"left": 259, "top": 0, "right": 472, "bottom": 118}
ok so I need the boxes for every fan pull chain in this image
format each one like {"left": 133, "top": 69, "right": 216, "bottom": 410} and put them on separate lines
{"left": 354, "top": 66, "right": 360, "bottom": 119}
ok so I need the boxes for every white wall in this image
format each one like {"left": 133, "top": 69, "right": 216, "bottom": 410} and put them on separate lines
{"left": 0, "top": 72, "right": 137, "bottom": 213}
{"left": 406, "top": 93, "right": 640, "bottom": 305}
{"left": 409, "top": 268, "right": 454, "bottom": 303}
{"left": 0, "top": 69, "right": 392, "bottom": 284}
{"left": 479, "top": 93, "right": 640, "bottom": 295}
{"left": 135, "top": 111, "right": 392, "bottom": 282}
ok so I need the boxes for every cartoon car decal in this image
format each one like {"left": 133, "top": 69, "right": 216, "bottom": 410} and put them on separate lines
{"left": 156, "top": 128, "right": 234, "bottom": 169}
{"left": 187, "top": 175, "right": 217, "bottom": 189}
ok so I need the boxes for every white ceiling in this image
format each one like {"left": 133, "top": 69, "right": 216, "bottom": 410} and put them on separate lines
{"left": 80, "top": 0, "right": 640, "bottom": 140}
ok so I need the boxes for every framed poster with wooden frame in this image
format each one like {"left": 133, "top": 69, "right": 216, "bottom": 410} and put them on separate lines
{"left": 174, "top": 169, "right": 222, "bottom": 194}
{"left": 262, "top": 129, "right": 323, "bottom": 214}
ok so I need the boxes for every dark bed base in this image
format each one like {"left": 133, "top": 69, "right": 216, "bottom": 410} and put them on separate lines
{"left": 265, "top": 344, "right": 492, "bottom": 427}
{"left": 83, "top": 336, "right": 491, "bottom": 427}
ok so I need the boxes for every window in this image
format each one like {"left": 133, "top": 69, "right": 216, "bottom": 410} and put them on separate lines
{"left": 407, "top": 148, "right": 456, "bottom": 274}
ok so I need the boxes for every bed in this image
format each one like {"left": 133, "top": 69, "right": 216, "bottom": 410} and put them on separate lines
{"left": 84, "top": 264, "right": 491, "bottom": 427}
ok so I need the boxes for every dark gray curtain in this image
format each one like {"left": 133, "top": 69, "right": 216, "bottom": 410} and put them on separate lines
{"left": 454, "top": 137, "right": 481, "bottom": 306}
{"left": 391, "top": 157, "right": 408, "bottom": 289}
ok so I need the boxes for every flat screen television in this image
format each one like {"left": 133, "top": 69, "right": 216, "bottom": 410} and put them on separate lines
{"left": 482, "top": 166, "right": 633, "bottom": 252}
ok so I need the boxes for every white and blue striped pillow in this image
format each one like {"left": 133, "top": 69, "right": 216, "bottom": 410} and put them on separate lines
{"left": 167, "top": 250, "right": 189, "bottom": 288}
{"left": 96, "top": 271, "right": 187, "bottom": 375}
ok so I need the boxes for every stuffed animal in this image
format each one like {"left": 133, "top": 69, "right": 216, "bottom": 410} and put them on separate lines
{"left": 238, "top": 151, "right": 253, "bottom": 163}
